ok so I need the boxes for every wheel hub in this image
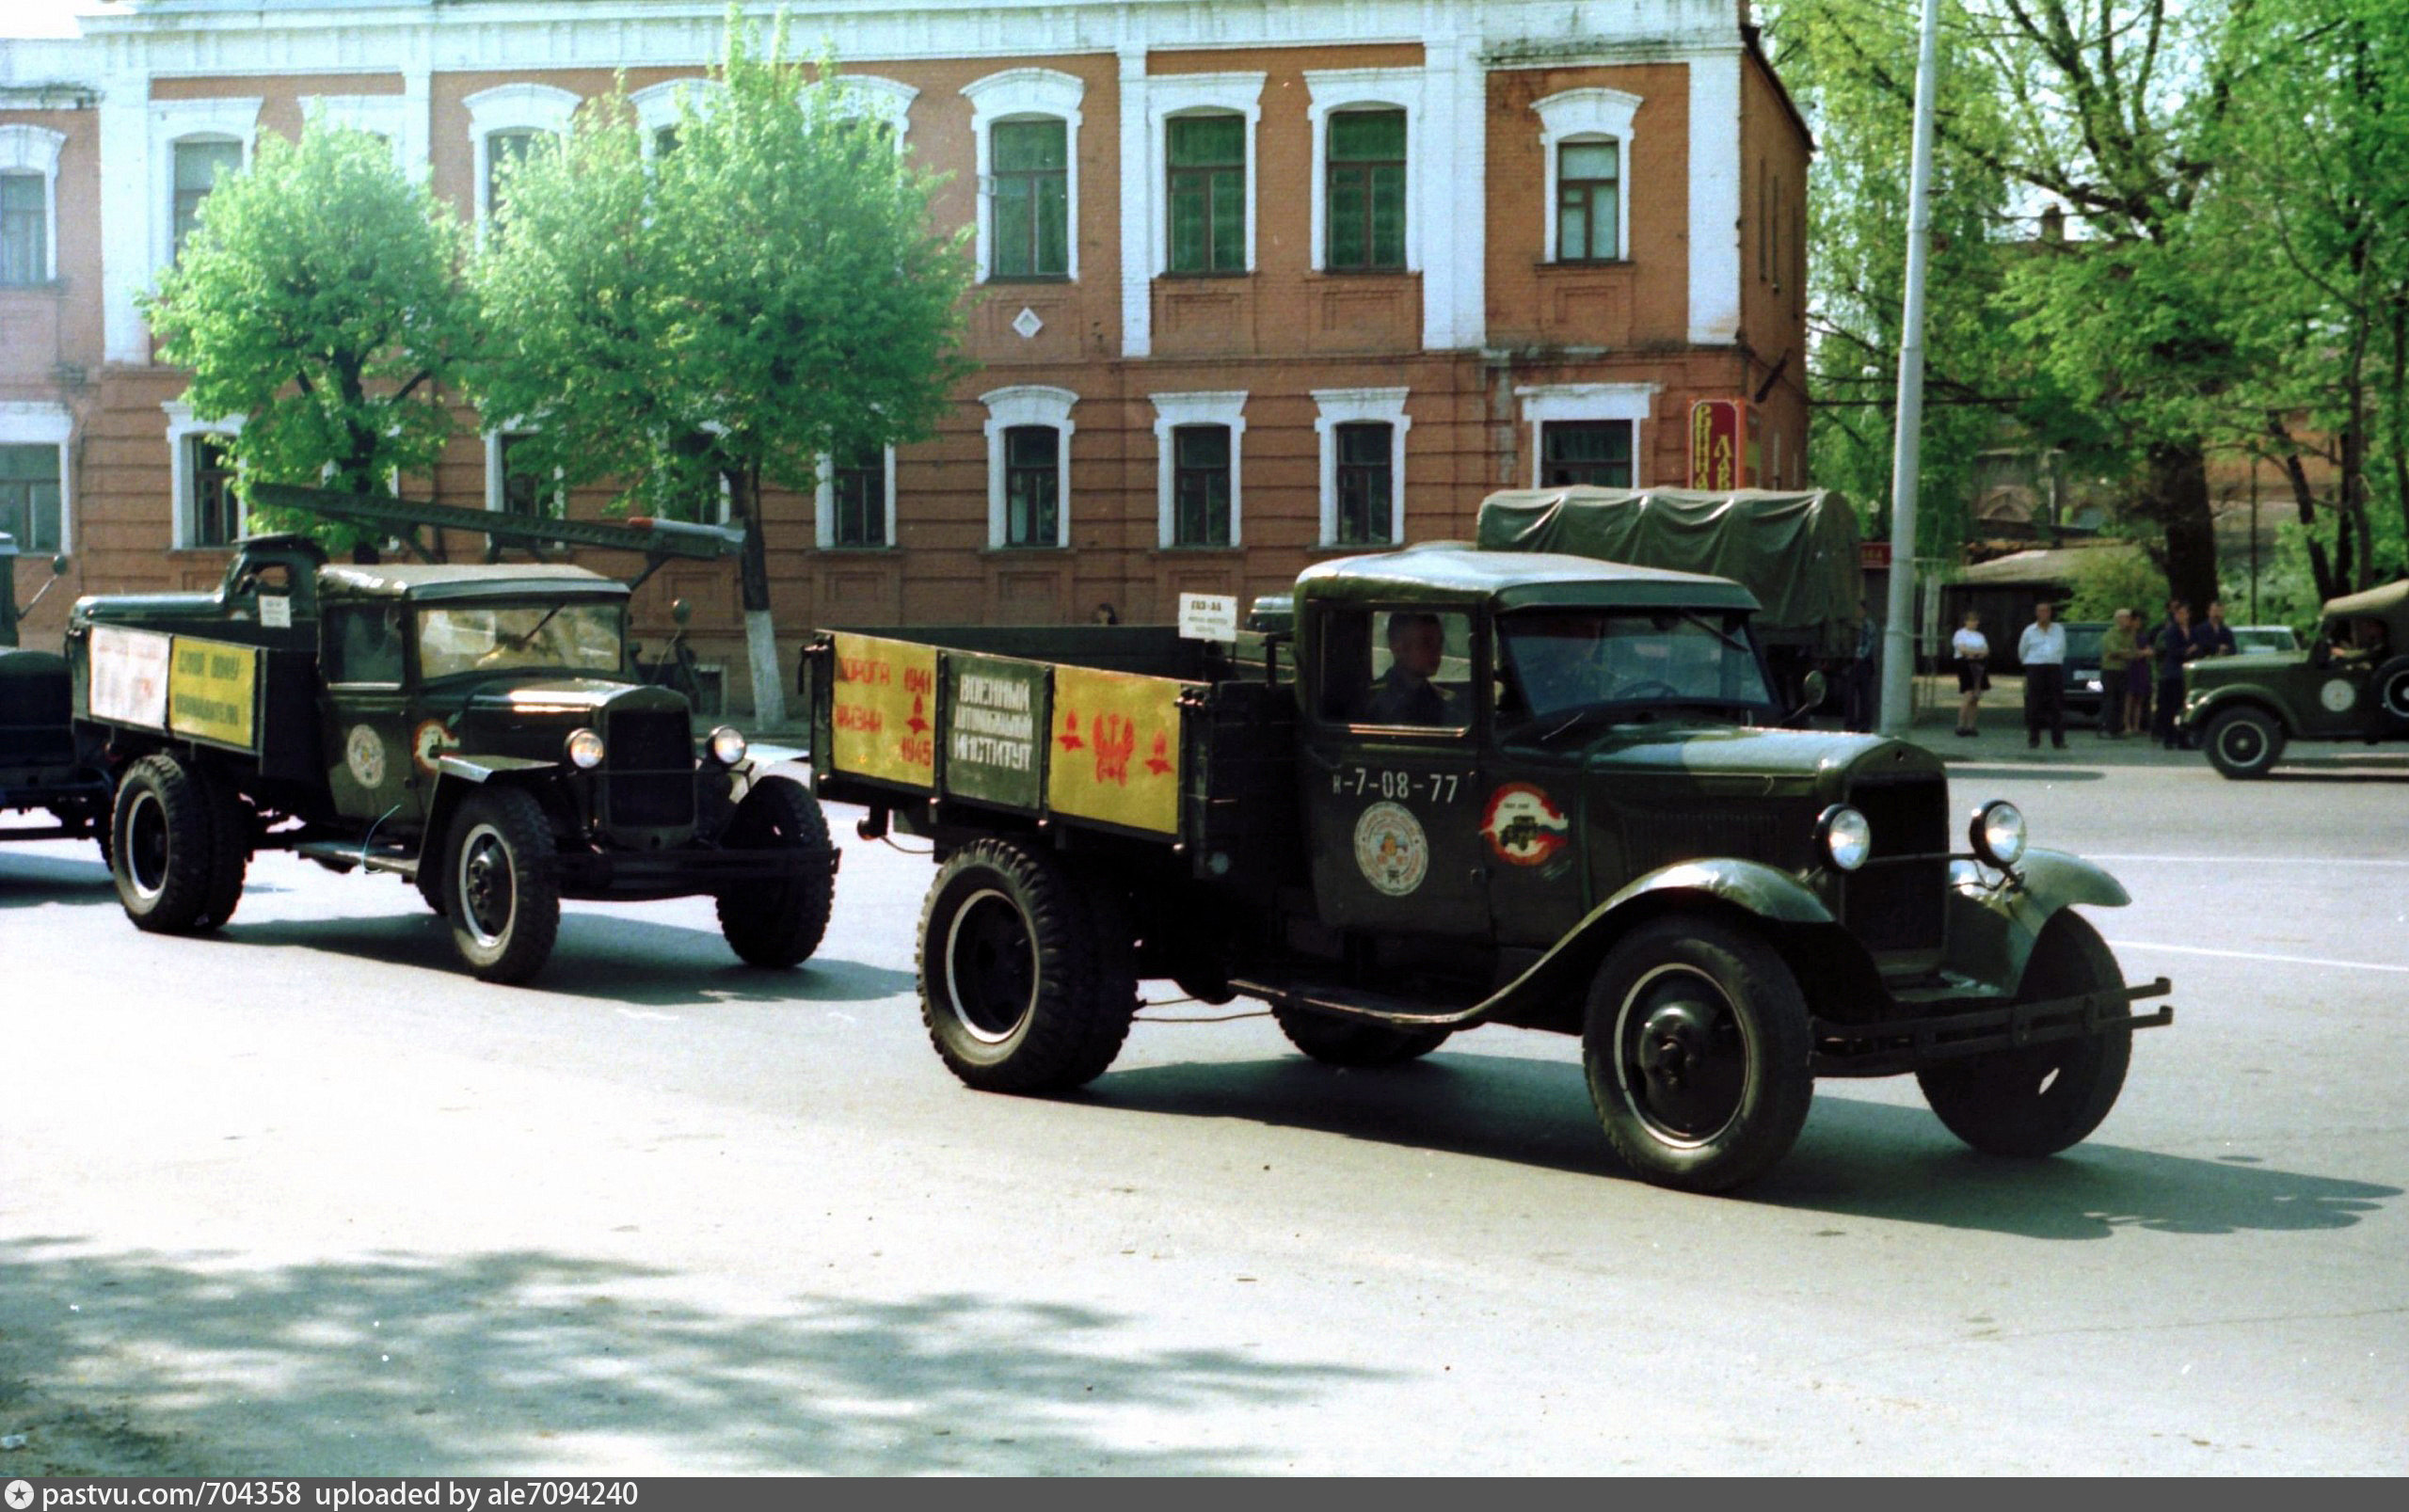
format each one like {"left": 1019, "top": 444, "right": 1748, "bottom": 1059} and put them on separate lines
{"left": 1617, "top": 965, "right": 1752, "bottom": 1147}
{"left": 1636, "top": 1002, "right": 1714, "bottom": 1091}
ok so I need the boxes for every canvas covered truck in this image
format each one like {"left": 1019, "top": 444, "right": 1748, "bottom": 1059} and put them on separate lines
{"left": 2, "top": 533, "right": 112, "bottom": 850}
{"left": 804, "top": 542, "right": 2173, "bottom": 1192}
{"left": 64, "top": 485, "right": 837, "bottom": 984}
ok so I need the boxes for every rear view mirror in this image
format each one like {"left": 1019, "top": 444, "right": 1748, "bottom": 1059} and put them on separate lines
{"left": 1801, "top": 669, "right": 1828, "bottom": 708}
{"left": 672, "top": 597, "right": 693, "bottom": 627}
{"left": 50, "top": 554, "right": 68, "bottom": 576}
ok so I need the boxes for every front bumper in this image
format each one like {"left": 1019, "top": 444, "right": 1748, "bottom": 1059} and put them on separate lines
{"left": 1809, "top": 977, "right": 2174, "bottom": 1076}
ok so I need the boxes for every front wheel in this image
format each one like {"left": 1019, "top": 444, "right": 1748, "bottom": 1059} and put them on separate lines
{"left": 1273, "top": 1008, "right": 1451, "bottom": 1067}
{"left": 2203, "top": 707, "right": 2285, "bottom": 779}
{"left": 917, "top": 839, "right": 1136, "bottom": 1093}
{"left": 1582, "top": 915, "right": 1813, "bottom": 1193}
{"left": 1918, "top": 913, "right": 2131, "bottom": 1157}
{"left": 713, "top": 777, "right": 835, "bottom": 968}
{"left": 447, "top": 787, "right": 561, "bottom": 984}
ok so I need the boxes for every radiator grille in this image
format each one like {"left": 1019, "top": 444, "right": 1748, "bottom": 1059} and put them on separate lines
{"left": 1842, "top": 776, "right": 1948, "bottom": 953}
{"left": 604, "top": 708, "right": 694, "bottom": 829}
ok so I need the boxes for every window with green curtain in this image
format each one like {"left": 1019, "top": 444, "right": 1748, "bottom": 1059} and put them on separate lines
{"left": 1334, "top": 422, "right": 1394, "bottom": 546}
{"left": 831, "top": 444, "right": 885, "bottom": 548}
{"left": 189, "top": 433, "right": 241, "bottom": 547}
{"left": 992, "top": 119, "right": 1068, "bottom": 279}
{"left": 1540, "top": 421, "right": 1633, "bottom": 488}
{"left": 1167, "top": 113, "right": 1244, "bottom": 274}
{"left": 1555, "top": 138, "right": 1619, "bottom": 262}
{"left": 1172, "top": 425, "right": 1232, "bottom": 547}
{"left": 0, "top": 444, "right": 62, "bottom": 553}
{"left": 1326, "top": 108, "right": 1405, "bottom": 271}
{"left": 172, "top": 139, "right": 243, "bottom": 256}
{"left": 1003, "top": 425, "right": 1059, "bottom": 546}
{"left": 1, "top": 172, "right": 45, "bottom": 285}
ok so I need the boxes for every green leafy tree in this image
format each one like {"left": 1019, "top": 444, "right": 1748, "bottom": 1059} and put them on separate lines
{"left": 142, "top": 116, "right": 476, "bottom": 554}
{"left": 473, "top": 8, "right": 976, "bottom": 726}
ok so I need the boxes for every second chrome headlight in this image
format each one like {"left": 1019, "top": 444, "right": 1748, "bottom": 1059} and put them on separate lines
{"left": 1970, "top": 799, "right": 2027, "bottom": 867}
{"left": 566, "top": 727, "right": 606, "bottom": 770}
{"left": 1817, "top": 804, "right": 1873, "bottom": 871}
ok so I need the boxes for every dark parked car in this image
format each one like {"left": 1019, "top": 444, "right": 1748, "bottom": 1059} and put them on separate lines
{"left": 2060, "top": 621, "right": 2111, "bottom": 726}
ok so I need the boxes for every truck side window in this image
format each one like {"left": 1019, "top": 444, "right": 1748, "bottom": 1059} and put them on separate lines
{"left": 324, "top": 605, "right": 405, "bottom": 686}
{"left": 1318, "top": 607, "right": 1474, "bottom": 730}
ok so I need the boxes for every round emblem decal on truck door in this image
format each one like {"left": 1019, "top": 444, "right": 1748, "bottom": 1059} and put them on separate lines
{"left": 2321, "top": 677, "right": 2357, "bottom": 713}
{"left": 344, "top": 724, "right": 387, "bottom": 789}
{"left": 1481, "top": 783, "right": 1571, "bottom": 866}
{"left": 1353, "top": 801, "right": 1429, "bottom": 897}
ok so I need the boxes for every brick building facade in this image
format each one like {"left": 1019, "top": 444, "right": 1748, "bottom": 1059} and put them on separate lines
{"left": 0, "top": 0, "right": 1811, "bottom": 712}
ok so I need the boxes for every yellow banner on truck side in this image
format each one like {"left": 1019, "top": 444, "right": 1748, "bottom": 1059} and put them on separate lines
{"left": 828, "top": 633, "right": 938, "bottom": 786}
{"left": 1047, "top": 665, "right": 1184, "bottom": 835}
{"left": 167, "top": 636, "right": 259, "bottom": 749}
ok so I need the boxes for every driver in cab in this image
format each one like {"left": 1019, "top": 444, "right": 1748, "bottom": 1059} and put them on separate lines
{"left": 1364, "top": 612, "right": 1463, "bottom": 727}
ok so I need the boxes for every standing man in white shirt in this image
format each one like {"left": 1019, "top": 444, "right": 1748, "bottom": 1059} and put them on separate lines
{"left": 2018, "top": 598, "right": 2069, "bottom": 750}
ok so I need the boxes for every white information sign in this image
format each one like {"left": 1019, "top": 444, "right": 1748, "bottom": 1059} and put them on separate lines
{"left": 1178, "top": 592, "right": 1239, "bottom": 643}
{"left": 88, "top": 625, "right": 172, "bottom": 730}
{"left": 259, "top": 595, "right": 293, "bottom": 629}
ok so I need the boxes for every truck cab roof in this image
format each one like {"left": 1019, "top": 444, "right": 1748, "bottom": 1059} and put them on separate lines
{"left": 1297, "top": 542, "right": 1763, "bottom": 614}
{"left": 317, "top": 563, "right": 629, "bottom": 604}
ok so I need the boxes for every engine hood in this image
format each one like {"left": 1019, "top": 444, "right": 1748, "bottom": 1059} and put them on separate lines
{"left": 1577, "top": 723, "right": 1940, "bottom": 800}
{"left": 461, "top": 677, "right": 665, "bottom": 718}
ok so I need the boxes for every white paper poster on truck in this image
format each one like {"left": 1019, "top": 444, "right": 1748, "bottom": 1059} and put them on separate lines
{"left": 87, "top": 625, "right": 172, "bottom": 730}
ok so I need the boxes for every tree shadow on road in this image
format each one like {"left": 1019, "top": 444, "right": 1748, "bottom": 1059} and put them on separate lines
{"left": 0, "top": 1236, "right": 1374, "bottom": 1475}
{"left": 1088, "top": 1049, "right": 2398, "bottom": 1239}
{"left": 204, "top": 911, "right": 914, "bottom": 1007}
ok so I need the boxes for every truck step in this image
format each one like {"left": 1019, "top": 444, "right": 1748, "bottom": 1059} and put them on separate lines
{"left": 292, "top": 838, "right": 418, "bottom": 880}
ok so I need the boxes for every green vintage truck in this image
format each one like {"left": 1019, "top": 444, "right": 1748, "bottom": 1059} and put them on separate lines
{"left": 65, "top": 486, "right": 836, "bottom": 984}
{"left": 805, "top": 543, "right": 2173, "bottom": 1192}
{"left": 2184, "top": 580, "right": 2409, "bottom": 777}
{"left": 2, "top": 533, "right": 113, "bottom": 850}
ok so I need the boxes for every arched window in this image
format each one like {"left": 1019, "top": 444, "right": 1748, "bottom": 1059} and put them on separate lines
{"left": 464, "top": 83, "right": 580, "bottom": 236}
{"left": 981, "top": 386, "right": 1077, "bottom": 548}
{"left": 0, "top": 125, "right": 66, "bottom": 286}
{"left": 1533, "top": 88, "right": 1641, "bottom": 265}
{"left": 963, "top": 69, "right": 1085, "bottom": 283}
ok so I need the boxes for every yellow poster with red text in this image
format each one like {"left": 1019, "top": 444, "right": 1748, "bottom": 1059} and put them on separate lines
{"left": 1046, "top": 666, "right": 1184, "bottom": 835}
{"left": 828, "top": 633, "right": 937, "bottom": 786}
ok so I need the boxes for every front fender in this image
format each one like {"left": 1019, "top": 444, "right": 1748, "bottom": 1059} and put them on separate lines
{"left": 1597, "top": 857, "right": 1837, "bottom": 925}
{"left": 1947, "top": 846, "right": 2129, "bottom": 993}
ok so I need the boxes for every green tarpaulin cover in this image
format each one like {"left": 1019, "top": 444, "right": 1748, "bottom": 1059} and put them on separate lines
{"left": 1476, "top": 486, "right": 1866, "bottom": 655}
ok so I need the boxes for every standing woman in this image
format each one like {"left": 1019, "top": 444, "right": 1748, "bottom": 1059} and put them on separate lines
{"left": 1952, "top": 610, "right": 1991, "bottom": 738}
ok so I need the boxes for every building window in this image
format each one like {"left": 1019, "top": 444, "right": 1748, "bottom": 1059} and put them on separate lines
{"left": 830, "top": 445, "right": 886, "bottom": 548}
{"left": 485, "top": 129, "right": 541, "bottom": 227}
{"left": 1172, "top": 426, "right": 1233, "bottom": 547}
{"left": 1, "top": 173, "right": 44, "bottom": 285}
{"left": 0, "top": 444, "right": 62, "bottom": 552}
{"left": 1326, "top": 108, "right": 1406, "bottom": 271}
{"left": 1556, "top": 139, "right": 1620, "bottom": 263}
{"left": 991, "top": 119, "right": 1068, "bottom": 279}
{"left": 496, "top": 432, "right": 561, "bottom": 519}
{"left": 1003, "top": 426, "right": 1059, "bottom": 547}
{"left": 1334, "top": 423, "right": 1395, "bottom": 547}
{"left": 172, "top": 138, "right": 244, "bottom": 257}
{"left": 1167, "top": 113, "right": 1244, "bottom": 275}
{"left": 1540, "top": 421, "right": 1634, "bottom": 488}
{"left": 190, "top": 433, "right": 242, "bottom": 547}
{"left": 465, "top": 84, "right": 580, "bottom": 237}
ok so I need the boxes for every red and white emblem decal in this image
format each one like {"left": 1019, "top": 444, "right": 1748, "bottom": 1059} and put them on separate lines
{"left": 1481, "top": 783, "right": 1570, "bottom": 867}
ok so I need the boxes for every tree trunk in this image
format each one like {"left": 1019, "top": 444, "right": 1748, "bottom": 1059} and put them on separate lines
{"left": 2270, "top": 419, "right": 2342, "bottom": 602}
{"left": 2389, "top": 288, "right": 2409, "bottom": 561}
{"left": 2141, "top": 443, "right": 2218, "bottom": 613}
{"left": 729, "top": 462, "right": 788, "bottom": 730}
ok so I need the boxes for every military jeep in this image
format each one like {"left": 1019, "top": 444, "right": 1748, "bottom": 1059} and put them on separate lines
{"left": 2183, "top": 580, "right": 2409, "bottom": 778}
{"left": 66, "top": 491, "right": 837, "bottom": 984}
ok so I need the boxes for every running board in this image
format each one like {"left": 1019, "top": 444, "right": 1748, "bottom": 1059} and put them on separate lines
{"left": 292, "top": 838, "right": 418, "bottom": 880}
{"left": 1226, "top": 976, "right": 1482, "bottom": 1030}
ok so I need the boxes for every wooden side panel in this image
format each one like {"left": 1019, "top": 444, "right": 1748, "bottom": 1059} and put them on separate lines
{"left": 1046, "top": 664, "right": 1186, "bottom": 835}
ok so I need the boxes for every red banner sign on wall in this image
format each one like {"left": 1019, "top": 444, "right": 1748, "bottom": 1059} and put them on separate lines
{"left": 1689, "top": 399, "right": 1752, "bottom": 490}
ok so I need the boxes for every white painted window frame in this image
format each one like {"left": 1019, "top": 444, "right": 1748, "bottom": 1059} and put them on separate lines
{"left": 1311, "top": 387, "right": 1411, "bottom": 548}
{"left": 151, "top": 97, "right": 262, "bottom": 280}
{"left": 465, "top": 83, "right": 580, "bottom": 239}
{"left": 962, "top": 68, "right": 1085, "bottom": 285}
{"left": 1150, "top": 390, "right": 1247, "bottom": 550}
{"left": 0, "top": 125, "right": 67, "bottom": 285}
{"left": 1303, "top": 66, "right": 1426, "bottom": 275}
{"left": 163, "top": 400, "right": 245, "bottom": 549}
{"left": 0, "top": 401, "right": 73, "bottom": 553}
{"left": 1515, "top": 382, "right": 1660, "bottom": 488}
{"left": 630, "top": 78, "right": 721, "bottom": 158}
{"left": 1147, "top": 72, "right": 1265, "bottom": 278}
{"left": 814, "top": 445, "right": 899, "bottom": 549}
{"left": 1533, "top": 88, "right": 1640, "bottom": 264}
{"left": 981, "top": 385, "right": 1077, "bottom": 549}
{"left": 299, "top": 94, "right": 414, "bottom": 172}
{"left": 483, "top": 426, "right": 565, "bottom": 518}
{"left": 828, "top": 75, "right": 918, "bottom": 151}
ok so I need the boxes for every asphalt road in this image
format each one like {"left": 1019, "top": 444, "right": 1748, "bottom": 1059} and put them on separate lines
{"left": 2, "top": 731, "right": 2403, "bottom": 1474}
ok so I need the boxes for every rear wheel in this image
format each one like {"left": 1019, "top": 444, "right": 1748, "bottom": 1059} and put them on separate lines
{"left": 1918, "top": 913, "right": 2132, "bottom": 1157}
{"left": 1582, "top": 915, "right": 1814, "bottom": 1193}
{"left": 713, "top": 777, "right": 835, "bottom": 968}
{"left": 917, "top": 839, "right": 1137, "bottom": 1093}
{"left": 2373, "top": 655, "right": 2409, "bottom": 734}
{"left": 447, "top": 787, "right": 560, "bottom": 984}
{"left": 110, "top": 754, "right": 216, "bottom": 934}
{"left": 193, "top": 772, "right": 251, "bottom": 931}
{"left": 1273, "top": 1008, "right": 1451, "bottom": 1067}
{"left": 2203, "top": 707, "right": 2285, "bottom": 779}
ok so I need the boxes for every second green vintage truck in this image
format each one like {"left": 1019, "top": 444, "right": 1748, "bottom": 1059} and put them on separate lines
{"left": 806, "top": 543, "right": 2174, "bottom": 1192}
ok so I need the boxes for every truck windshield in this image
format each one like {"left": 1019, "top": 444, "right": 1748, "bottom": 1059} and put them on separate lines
{"left": 417, "top": 601, "right": 626, "bottom": 681}
{"left": 1498, "top": 608, "right": 1772, "bottom": 724}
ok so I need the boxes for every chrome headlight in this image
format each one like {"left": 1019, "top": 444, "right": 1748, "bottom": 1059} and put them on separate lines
{"left": 1970, "top": 799, "right": 2027, "bottom": 867}
{"left": 566, "top": 727, "right": 606, "bottom": 770}
{"left": 1816, "top": 804, "right": 1872, "bottom": 872}
{"left": 709, "top": 725, "right": 748, "bottom": 765}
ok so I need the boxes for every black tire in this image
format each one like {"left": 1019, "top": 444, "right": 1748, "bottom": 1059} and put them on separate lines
{"left": 1582, "top": 915, "right": 1814, "bottom": 1193}
{"left": 2202, "top": 706, "right": 2285, "bottom": 780}
{"left": 917, "top": 838, "right": 1137, "bottom": 1093}
{"left": 192, "top": 771, "right": 251, "bottom": 931}
{"left": 2373, "top": 655, "right": 2409, "bottom": 733}
{"left": 1918, "top": 913, "right": 2132, "bottom": 1157}
{"left": 416, "top": 859, "right": 447, "bottom": 915}
{"left": 446, "top": 786, "right": 561, "bottom": 984}
{"left": 1273, "top": 1008, "right": 1451, "bottom": 1067}
{"left": 110, "top": 754, "right": 219, "bottom": 934}
{"left": 713, "top": 777, "right": 835, "bottom": 968}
